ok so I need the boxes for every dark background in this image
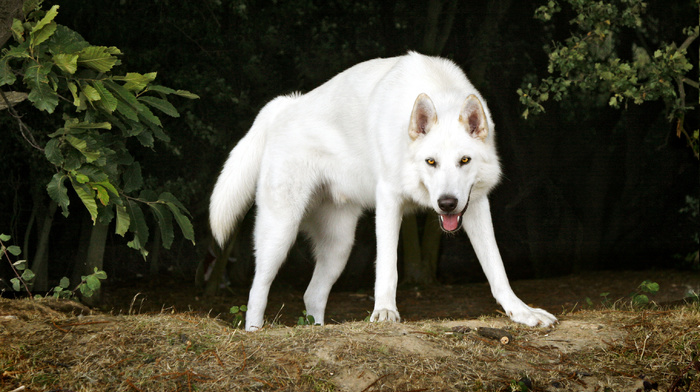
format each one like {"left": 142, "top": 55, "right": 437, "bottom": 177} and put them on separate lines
{"left": 1, "top": 0, "right": 697, "bottom": 294}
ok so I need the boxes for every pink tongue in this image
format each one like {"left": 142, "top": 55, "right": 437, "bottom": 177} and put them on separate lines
{"left": 441, "top": 214, "right": 460, "bottom": 231}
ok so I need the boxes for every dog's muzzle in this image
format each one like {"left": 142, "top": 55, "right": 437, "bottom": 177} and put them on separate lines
{"left": 437, "top": 185, "right": 473, "bottom": 233}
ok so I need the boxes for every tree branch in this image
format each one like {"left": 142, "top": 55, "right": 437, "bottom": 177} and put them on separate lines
{"left": 0, "top": 89, "right": 43, "bottom": 151}
{"left": 678, "top": 28, "right": 698, "bottom": 52}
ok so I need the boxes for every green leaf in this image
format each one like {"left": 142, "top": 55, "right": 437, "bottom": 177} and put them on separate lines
{"left": 175, "top": 90, "right": 199, "bottom": 99}
{"left": 158, "top": 192, "right": 189, "bottom": 213}
{"left": 21, "top": 269, "right": 35, "bottom": 282}
{"left": 11, "top": 277, "right": 21, "bottom": 291}
{"left": 59, "top": 277, "right": 70, "bottom": 289}
{"left": 12, "top": 259, "right": 26, "bottom": 271}
{"left": 0, "top": 234, "right": 10, "bottom": 241}
{"left": 44, "top": 138, "right": 64, "bottom": 166}
{"left": 91, "top": 80, "right": 118, "bottom": 113}
{"left": 72, "top": 181, "right": 98, "bottom": 222}
{"left": 137, "top": 104, "right": 162, "bottom": 127}
{"left": 94, "top": 180, "right": 118, "bottom": 197}
{"left": 79, "top": 283, "right": 94, "bottom": 297}
{"left": 7, "top": 245, "right": 21, "bottom": 256}
{"left": 11, "top": 18, "right": 24, "bottom": 42}
{"left": 115, "top": 100, "right": 139, "bottom": 122}
{"left": 149, "top": 202, "right": 174, "bottom": 249}
{"left": 107, "top": 80, "right": 162, "bottom": 125}
{"left": 127, "top": 235, "right": 149, "bottom": 258}
{"left": 633, "top": 294, "right": 649, "bottom": 305}
{"left": 139, "top": 96, "right": 179, "bottom": 117}
{"left": 67, "top": 81, "right": 80, "bottom": 106}
{"left": 82, "top": 84, "right": 100, "bottom": 102}
{"left": 145, "top": 85, "right": 175, "bottom": 94}
{"left": 4, "top": 41, "right": 31, "bottom": 60}
{"left": 115, "top": 205, "right": 130, "bottom": 236}
{"left": 47, "top": 25, "right": 89, "bottom": 54}
{"left": 85, "top": 274, "right": 101, "bottom": 290}
{"left": 94, "top": 184, "right": 110, "bottom": 205}
{"left": 31, "top": 5, "right": 59, "bottom": 33}
{"left": 114, "top": 72, "right": 157, "bottom": 92}
{"left": 65, "top": 134, "right": 100, "bottom": 163}
{"left": 23, "top": 0, "right": 41, "bottom": 16}
{"left": 641, "top": 281, "right": 659, "bottom": 294}
{"left": 65, "top": 119, "right": 112, "bottom": 131}
{"left": 24, "top": 59, "right": 52, "bottom": 85}
{"left": 164, "top": 200, "right": 195, "bottom": 245}
{"left": 0, "top": 58, "right": 17, "bottom": 86}
{"left": 93, "top": 267, "right": 107, "bottom": 279}
{"left": 147, "top": 122, "right": 170, "bottom": 143}
{"left": 27, "top": 82, "right": 58, "bottom": 113}
{"left": 24, "top": 60, "right": 58, "bottom": 112}
{"left": 47, "top": 173, "right": 70, "bottom": 217}
{"left": 230, "top": 306, "right": 240, "bottom": 314}
{"left": 93, "top": 268, "right": 107, "bottom": 279}
{"left": 105, "top": 79, "right": 140, "bottom": 107}
{"left": 135, "top": 129, "right": 154, "bottom": 147}
{"left": 30, "top": 21, "right": 57, "bottom": 48}
{"left": 52, "top": 53, "right": 79, "bottom": 74}
{"left": 122, "top": 162, "right": 143, "bottom": 193}
{"left": 146, "top": 85, "right": 200, "bottom": 99}
{"left": 126, "top": 200, "right": 149, "bottom": 249}
{"left": 52, "top": 287, "right": 63, "bottom": 298}
{"left": 74, "top": 173, "right": 89, "bottom": 184}
{"left": 76, "top": 165, "right": 109, "bottom": 182}
{"left": 77, "top": 46, "right": 121, "bottom": 72}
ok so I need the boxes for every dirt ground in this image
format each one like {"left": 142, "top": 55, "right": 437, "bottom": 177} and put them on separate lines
{"left": 101, "top": 269, "right": 699, "bottom": 326}
{"left": 1, "top": 269, "right": 699, "bottom": 392}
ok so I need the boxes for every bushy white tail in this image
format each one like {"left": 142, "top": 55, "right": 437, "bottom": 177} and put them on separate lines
{"left": 209, "top": 95, "right": 297, "bottom": 246}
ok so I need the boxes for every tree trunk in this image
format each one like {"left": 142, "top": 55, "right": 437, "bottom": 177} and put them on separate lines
{"left": 400, "top": 0, "right": 459, "bottom": 286}
{"left": 71, "top": 217, "right": 93, "bottom": 285}
{"left": 467, "top": 0, "right": 512, "bottom": 86}
{"left": 31, "top": 201, "right": 57, "bottom": 292}
{"left": 149, "top": 224, "right": 162, "bottom": 277}
{"left": 22, "top": 201, "right": 37, "bottom": 259}
{"left": 420, "top": 214, "right": 442, "bottom": 279}
{"left": 204, "top": 232, "right": 237, "bottom": 296}
{"left": 422, "top": 0, "right": 458, "bottom": 56}
{"left": 81, "top": 221, "right": 109, "bottom": 305}
{"left": 0, "top": 0, "right": 23, "bottom": 49}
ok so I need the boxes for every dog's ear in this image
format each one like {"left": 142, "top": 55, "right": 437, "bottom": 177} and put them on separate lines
{"left": 409, "top": 93, "right": 438, "bottom": 140}
{"left": 460, "top": 95, "right": 488, "bottom": 141}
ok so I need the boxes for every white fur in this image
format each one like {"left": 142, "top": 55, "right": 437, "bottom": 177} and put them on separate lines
{"left": 210, "top": 52, "right": 557, "bottom": 331}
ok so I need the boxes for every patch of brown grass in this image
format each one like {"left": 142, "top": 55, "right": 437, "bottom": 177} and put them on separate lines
{"left": 1, "top": 298, "right": 698, "bottom": 391}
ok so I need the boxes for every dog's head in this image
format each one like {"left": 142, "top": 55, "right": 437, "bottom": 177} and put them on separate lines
{"left": 408, "top": 93, "right": 498, "bottom": 232}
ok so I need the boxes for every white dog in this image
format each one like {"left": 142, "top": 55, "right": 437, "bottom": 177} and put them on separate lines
{"left": 210, "top": 52, "right": 557, "bottom": 331}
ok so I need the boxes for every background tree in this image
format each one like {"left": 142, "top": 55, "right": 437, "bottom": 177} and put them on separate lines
{"left": 514, "top": 0, "right": 698, "bottom": 272}
{"left": 1, "top": 1, "right": 196, "bottom": 297}
{"left": 1, "top": 0, "right": 696, "bottom": 297}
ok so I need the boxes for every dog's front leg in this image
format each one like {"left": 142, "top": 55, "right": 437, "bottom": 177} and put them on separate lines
{"left": 464, "top": 197, "right": 558, "bottom": 327}
{"left": 370, "top": 182, "right": 402, "bottom": 323}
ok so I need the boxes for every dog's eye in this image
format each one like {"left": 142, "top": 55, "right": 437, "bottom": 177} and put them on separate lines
{"left": 460, "top": 156, "right": 471, "bottom": 165}
{"left": 426, "top": 158, "right": 436, "bottom": 166}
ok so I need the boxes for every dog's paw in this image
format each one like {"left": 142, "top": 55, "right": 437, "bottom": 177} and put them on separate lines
{"left": 370, "top": 308, "right": 401, "bottom": 323}
{"left": 505, "top": 303, "right": 558, "bottom": 327}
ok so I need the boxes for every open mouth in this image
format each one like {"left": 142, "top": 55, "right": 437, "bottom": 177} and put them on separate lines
{"left": 437, "top": 185, "right": 473, "bottom": 233}
{"left": 438, "top": 213, "right": 463, "bottom": 232}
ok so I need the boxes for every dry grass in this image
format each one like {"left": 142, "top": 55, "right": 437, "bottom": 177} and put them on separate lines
{"left": 1, "top": 297, "right": 699, "bottom": 392}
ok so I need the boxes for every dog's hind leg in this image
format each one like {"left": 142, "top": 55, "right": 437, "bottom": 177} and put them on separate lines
{"left": 245, "top": 182, "right": 313, "bottom": 331}
{"left": 302, "top": 203, "right": 361, "bottom": 325}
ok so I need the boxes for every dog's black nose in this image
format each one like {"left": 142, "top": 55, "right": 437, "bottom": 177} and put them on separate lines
{"left": 438, "top": 195, "right": 458, "bottom": 212}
